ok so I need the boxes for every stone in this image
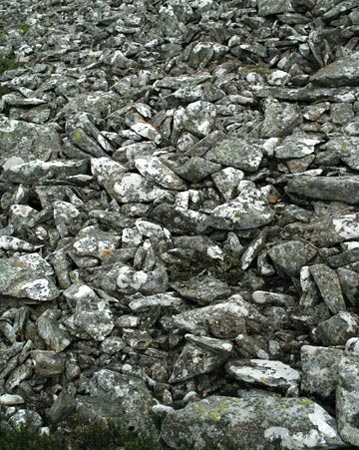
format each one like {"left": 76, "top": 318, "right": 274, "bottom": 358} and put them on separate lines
{"left": 161, "top": 395, "right": 345, "bottom": 449}
{"left": 337, "top": 358, "right": 359, "bottom": 446}
{"left": 226, "top": 359, "right": 300, "bottom": 392}
{"left": 77, "top": 369, "right": 155, "bottom": 436}
{"left": 286, "top": 176, "right": 359, "bottom": 205}
{"left": 316, "top": 312, "right": 359, "bottom": 346}
{"left": 261, "top": 99, "right": 302, "bottom": 138}
{"left": 31, "top": 350, "right": 66, "bottom": 377}
{"left": 205, "top": 138, "right": 263, "bottom": 172}
{"left": 0, "top": 256, "right": 60, "bottom": 302}
{"left": 311, "top": 51, "right": 359, "bottom": 87}
{"left": 0, "top": 116, "right": 60, "bottom": 164}
{"left": 211, "top": 181, "right": 274, "bottom": 230}
{"left": 8, "top": 409, "right": 43, "bottom": 433}
{"left": 309, "top": 264, "right": 346, "bottom": 315}
{"left": 63, "top": 284, "right": 114, "bottom": 341}
{"left": 268, "top": 240, "right": 317, "bottom": 276}
{"left": 170, "top": 274, "right": 231, "bottom": 305}
{"left": 301, "top": 345, "right": 344, "bottom": 398}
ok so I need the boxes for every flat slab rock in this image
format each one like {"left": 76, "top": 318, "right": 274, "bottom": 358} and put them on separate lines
{"left": 161, "top": 394, "right": 346, "bottom": 449}
{"left": 312, "top": 52, "right": 359, "bottom": 87}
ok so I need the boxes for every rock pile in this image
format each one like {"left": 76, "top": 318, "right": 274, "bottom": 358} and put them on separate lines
{"left": 1, "top": 0, "right": 359, "bottom": 448}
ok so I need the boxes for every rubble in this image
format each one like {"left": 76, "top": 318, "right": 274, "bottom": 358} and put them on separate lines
{"left": 1, "top": 0, "right": 359, "bottom": 448}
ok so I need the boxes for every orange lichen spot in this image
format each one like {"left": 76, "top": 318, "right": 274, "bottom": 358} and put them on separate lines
{"left": 267, "top": 194, "right": 279, "bottom": 203}
{"left": 101, "top": 249, "right": 113, "bottom": 257}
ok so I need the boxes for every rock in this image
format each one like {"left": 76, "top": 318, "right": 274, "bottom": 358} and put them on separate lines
{"left": 63, "top": 284, "right": 114, "bottom": 341}
{"left": 286, "top": 176, "right": 359, "bottom": 205}
{"left": 337, "top": 357, "right": 359, "bottom": 446}
{"left": 312, "top": 51, "right": 359, "bottom": 87}
{"left": 134, "top": 156, "right": 187, "bottom": 190}
{"left": 31, "top": 350, "right": 66, "bottom": 377}
{"left": 37, "top": 309, "right": 72, "bottom": 353}
{"left": 48, "top": 394, "right": 76, "bottom": 424}
{"left": 301, "top": 345, "right": 344, "bottom": 398}
{"left": 0, "top": 116, "right": 60, "bottom": 164}
{"left": 205, "top": 138, "right": 263, "bottom": 172}
{"left": 170, "top": 274, "right": 231, "bottom": 305}
{"left": 309, "top": 265, "right": 346, "bottom": 314}
{"left": 8, "top": 409, "right": 43, "bottom": 433}
{"left": 0, "top": 394, "right": 24, "bottom": 406}
{"left": 182, "top": 101, "right": 217, "bottom": 137}
{"left": 261, "top": 99, "right": 302, "bottom": 138}
{"left": 77, "top": 369, "right": 155, "bottom": 436}
{"left": 258, "top": 0, "right": 293, "bottom": 16}
{"left": 226, "top": 359, "right": 300, "bottom": 392}
{"left": 169, "top": 339, "right": 232, "bottom": 383}
{"left": 211, "top": 181, "right": 274, "bottom": 230}
{"left": 161, "top": 395, "right": 345, "bottom": 449}
{"left": 268, "top": 240, "right": 317, "bottom": 276}
{"left": 0, "top": 256, "right": 60, "bottom": 302}
{"left": 316, "top": 312, "right": 359, "bottom": 345}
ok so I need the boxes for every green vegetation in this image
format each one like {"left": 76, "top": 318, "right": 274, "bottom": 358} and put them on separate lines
{"left": 0, "top": 420, "right": 163, "bottom": 450}
{"left": 17, "top": 23, "right": 31, "bottom": 33}
{"left": 0, "top": 54, "right": 22, "bottom": 75}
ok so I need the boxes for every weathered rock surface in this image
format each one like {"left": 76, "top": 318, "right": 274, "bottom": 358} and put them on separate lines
{"left": 1, "top": 0, "right": 359, "bottom": 446}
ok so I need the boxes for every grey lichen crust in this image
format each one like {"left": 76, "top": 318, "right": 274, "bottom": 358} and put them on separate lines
{"left": 161, "top": 395, "right": 345, "bottom": 449}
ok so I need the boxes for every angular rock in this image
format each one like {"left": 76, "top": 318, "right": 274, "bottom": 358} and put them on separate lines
{"left": 286, "top": 176, "right": 359, "bottom": 205}
{"left": 77, "top": 369, "right": 155, "bottom": 436}
{"left": 161, "top": 395, "right": 345, "bottom": 449}
{"left": 316, "top": 312, "right": 359, "bottom": 346}
{"left": 0, "top": 256, "right": 60, "bottom": 302}
{"left": 309, "top": 264, "right": 346, "bottom": 314}
{"left": 268, "top": 240, "right": 317, "bottom": 276}
{"left": 205, "top": 138, "right": 263, "bottom": 172}
{"left": 337, "top": 357, "right": 359, "bottom": 446}
{"left": 301, "top": 345, "right": 344, "bottom": 398}
{"left": 312, "top": 52, "right": 359, "bottom": 87}
{"left": 63, "top": 284, "right": 114, "bottom": 341}
{"left": 227, "top": 359, "right": 300, "bottom": 392}
{"left": 211, "top": 181, "right": 274, "bottom": 230}
{"left": 170, "top": 274, "right": 231, "bottom": 305}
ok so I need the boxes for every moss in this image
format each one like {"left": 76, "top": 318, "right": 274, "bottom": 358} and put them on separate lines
{"left": 17, "top": 24, "right": 31, "bottom": 33}
{"left": 0, "top": 54, "right": 22, "bottom": 75}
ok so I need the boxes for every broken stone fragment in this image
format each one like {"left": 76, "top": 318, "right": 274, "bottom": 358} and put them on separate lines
{"left": 170, "top": 274, "right": 231, "bottom": 305}
{"left": 286, "top": 176, "right": 359, "bottom": 205}
{"left": 211, "top": 180, "right": 274, "bottom": 230}
{"left": 309, "top": 264, "right": 346, "bottom": 314}
{"left": 161, "top": 394, "right": 345, "bottom": 449}
{"left": 77, "top": 369, "right": 156, "bottom": 437}
{"left": 268, "top": 240, "right": 317, "bottom": 276}
{"left": 301, "top": 345, "right": 344, "bottom": 398}
{"left": 337, "top": 357, "right": 359, "bottom": 446}
{"left": 311, "top": 51, "right": 359, "bottom": 87}
{"left": 226, "top": 359, "right": 300, "bottom": 392}
{"left": 0, "top": 256, "right": 60, "bottom": 302}
{"left": 205, "top": 138, "right": 263, "bottom": 172}
{"left": 1, "top": 159, "right": 88, "bottom": 184}
{"left": 134, "top": 156, "right": 187, "bottom": 190}
{"left": 63, "top": 283, "right": 114, "bottom": 341}
{"left": 0, "top": 116, "right": 60, "bottom": 164}
{"left": 169, "top": 341, "right": 231, "bottom": 383}
{"left": 37, "top": 309, "right": 71, "bottom": 353}
{"left": 31, "top": 350, "right": 66, "bottom": 377}
{"left": 171, "top": 295, "right": 259, "bottom": 335}
{"left": 261, "top": 98, "right": 302, "bottom": 138}
{"left": 315, "top": 312, "right": 358, "bottom": 346}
